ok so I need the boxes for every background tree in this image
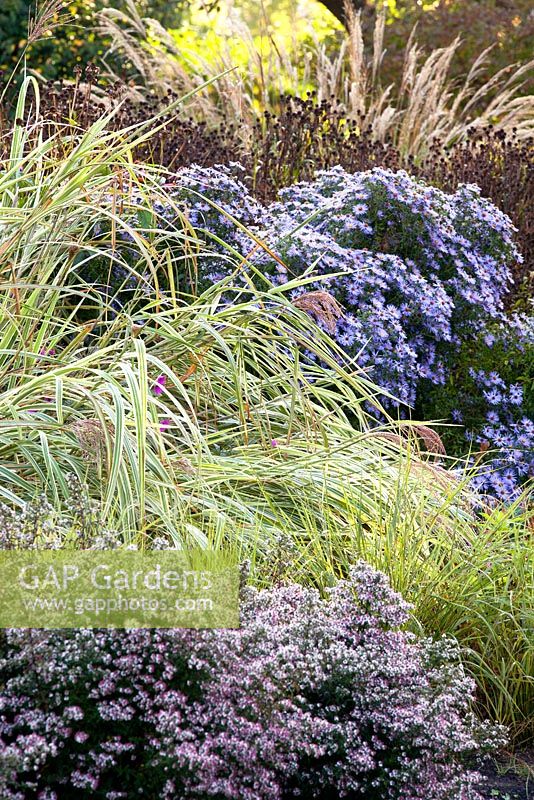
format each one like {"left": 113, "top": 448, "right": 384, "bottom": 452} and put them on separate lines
{"left": 316, "top": 0, "right": 366, "bottom": 26}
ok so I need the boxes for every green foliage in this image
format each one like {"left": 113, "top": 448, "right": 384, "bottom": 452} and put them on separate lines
{"left": 0, "top": 0, "right": 30, "bottom": 71}
{"left": 0, "top": 0, "right": 188, "bottom": 81}
{"left": 1, "top": 0, "right": 107, "bottom": 78}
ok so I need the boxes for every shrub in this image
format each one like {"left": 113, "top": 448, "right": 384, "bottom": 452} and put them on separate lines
{"left": 59, "top": 157, "right": 533, "bottom": 498}
{"left": 148, "top": 162, "right": 532, "bottom": 498}
{"left": 0, "top": 0, "right": 188, "bottom": 81}
{"left": 0, "top": 562, "right": 505, "bottom": 799}
{"left": 265, "top": 167, "right": 534, "bottom": 494}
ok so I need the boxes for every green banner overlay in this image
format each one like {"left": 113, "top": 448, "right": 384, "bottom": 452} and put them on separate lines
{"left": 0, "top": 551, "right": 240, "bottom": 629}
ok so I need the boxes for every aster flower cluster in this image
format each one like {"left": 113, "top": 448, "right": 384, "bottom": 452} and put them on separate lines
{"left": 270, "top": 167, "right": 517, "bottom": 326}
{"left": 165, "top": 165, "right": 524, "bottom": 398}
{"left": 248, "top": 216, "right": 455, "bottom": 405}
{"left": 435, "top": 313, "right": 534, "bottom": 499}
{"left": 0, "top": 562, "right": 504, "bottom": 799}
{"left": 82, "top": 163, "right": 532, "bottom": 498}
{"left": 162, "top": 164, "right": 531, "bottom": 497}
{"left": 462, "top": 368, "right": 534, "bottom": 501}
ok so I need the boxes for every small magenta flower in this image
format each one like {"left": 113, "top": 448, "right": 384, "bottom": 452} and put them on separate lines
{"left": 160, "top": 418, "right": 171, "bottom": 432}
{"left": 271, "top": 439, "right": 278, "bottom": 447}
{"left": 153, "top": 375, "right": 166, "bottom": 395}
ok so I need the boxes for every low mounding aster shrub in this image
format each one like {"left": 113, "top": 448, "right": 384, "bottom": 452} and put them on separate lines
{"left": 264, "top": 167, "right": 533, "bottom": 498}
{"left": 0, "top": 475, "right": 125, "bottom": 551}
{"left": 250, "top": 100, "right": 533, "bottom": 303}
{"left": 0, "top": 563, "right": 504, "bottom": 799}
{"left": 248, "top": 100, "right": 532, "bottom": 301}
{"left": 133, "top": 163, "right": 532, "bottom": 499}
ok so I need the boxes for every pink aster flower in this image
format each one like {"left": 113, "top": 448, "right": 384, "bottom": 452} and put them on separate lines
{"left": 152, "top": 375, "right": 166, "bottom": 396}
